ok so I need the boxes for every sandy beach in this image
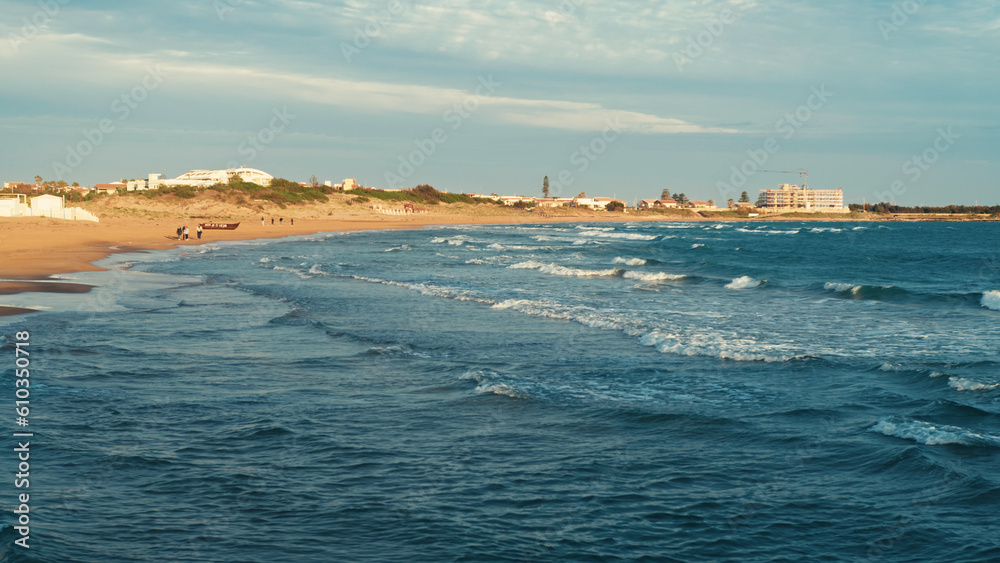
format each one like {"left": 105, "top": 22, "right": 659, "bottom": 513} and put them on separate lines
{"left": 0, "top": 198, "right": 648, "bottom": 315}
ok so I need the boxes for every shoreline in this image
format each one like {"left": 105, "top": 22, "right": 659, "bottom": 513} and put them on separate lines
{"left": 0, "top": 208, "right": 993, "bottom": 317}
{"left": 0, "top": 211, "right": 658, "bottom": 316}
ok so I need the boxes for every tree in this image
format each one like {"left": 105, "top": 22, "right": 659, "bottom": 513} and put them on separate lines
{"left": 577, "top": 191, "right": 586, "bottom": 198}
{"left": 727, "top": 198, "right": 734, "bottom": 208}
{"left": 661, "top": 188, "right": 670, "bottom": 200}
{"left": 675, "top": 193, "right": 688, "bottom": 206}
{"left": 34, "top": 175, "right": 42, "bottom": 185}
{"left": 605, "top": 200, "right": 625, "bottom": 212}
{"left": 739, "top": 191, "right": 750, "bottom": 203}
{"left": 707, "top": 199, "right": 715, "bottom": 208}
{"left": 542, "top": 176, "right": 550, "bottom": 198}
{"left": 309, "top": 175, "right": 319, "bottom": 187}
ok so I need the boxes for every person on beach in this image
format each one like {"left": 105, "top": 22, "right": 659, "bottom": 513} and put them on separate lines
{"left": 291, "top": 218, "right": 294, "bottom": 226}
{"left": 197, "top": 225, "right": 203, "bottom": 239}
{"left": 183, "top": 226, "right": 189, "bottom": 240}
{"left": 280, "top": 217, "right": 283, "bottom": 225}
{"left": 271, "top": 218, "right": 274, "bottom": 225}
{"left": 176, "top": 226, "right": 182, "bottom": 239}
{"left": 261, "top": 217, "right": 264, "bottom": 227}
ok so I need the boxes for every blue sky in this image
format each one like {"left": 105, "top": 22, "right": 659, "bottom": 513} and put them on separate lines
{"left": 1, "top": 0, "right": 997, "bottom": 205}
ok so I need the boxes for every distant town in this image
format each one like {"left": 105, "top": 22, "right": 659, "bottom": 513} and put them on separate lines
{"left": 2, "top": 166, "right": 997, "bottom": 221}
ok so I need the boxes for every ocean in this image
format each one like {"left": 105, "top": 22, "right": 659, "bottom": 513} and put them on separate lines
{"left": 2, "top": 221, "right": 999, "bottom": 562}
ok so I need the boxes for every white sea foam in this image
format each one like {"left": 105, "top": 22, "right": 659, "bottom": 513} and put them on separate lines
{"left": 272, "top": 265, "right": 313, "bottom": 279}
{"left": 725, "top": 276, "right": 764, "bottom": 290}
{"left": 508, "top": 261, "right": 621, "bottom": 278}
{"left": 385, "top": 245, "right": 412, "bottom": 252}
{"left": 259, "top": 257, "right": 272, "bottom": 263}
{"left": 349, "top": 275, "right": 493, "bottom": 304}
{"left": 825, "top": 282, "right": 861, "bottom": 294}
{"left": 614, "top": 257, "right": 647, "bottom": 266}
{"left": 981, "top": 290, "right": 1000, "bottom": 311}
{"left": 948, "top": 377, "right": 1000, "bottom": 392}
{"left": 691, "top": 243, "right": 705, "bottom": 249}
{"left": 577, "top": 230, "right": 657, "bottom": 241}
{"left": 870, "top": 417, "right": 1000, "bottom": 446}
{"left": 623, "top": 271, "right": 686, "bottom": 282}
{"left": 638, "top": 329, "right": 800, "bottom": 362}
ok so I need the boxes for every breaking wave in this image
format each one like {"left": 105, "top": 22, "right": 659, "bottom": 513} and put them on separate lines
{"left": 725, "top": 276, "right": 764, "bottom": 290}
{"left": 614, "top": 257, "right": 647, "bottom": 266}
{"left": 870, "top": 416, "right": 1000, "bottom": 447}
{"left": 981, "top": 291, "right": 1000, "bottom": 311}
{"left": 509, "top": 261, "right": 622, "bottom": 278}
{"left": 623, "top": 271, "right": 687, "bottom": 282}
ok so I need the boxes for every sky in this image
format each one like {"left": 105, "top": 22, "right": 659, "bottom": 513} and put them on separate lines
{"left": 0, "top": 0, "right": 997, "bottom": 206}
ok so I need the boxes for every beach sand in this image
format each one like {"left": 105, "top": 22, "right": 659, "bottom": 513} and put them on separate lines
{"left": 0, "top": 202, "right": 630, "bottom": 315}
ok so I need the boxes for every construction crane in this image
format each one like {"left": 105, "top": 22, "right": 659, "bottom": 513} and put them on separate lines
{"left": 760, "top": 168, "right": 808, "bottom": 189}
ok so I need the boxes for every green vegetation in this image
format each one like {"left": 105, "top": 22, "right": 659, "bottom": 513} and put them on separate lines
{"left": 346, "top": 184, "right": 502, "bottom": 206}
{"left": 849, "top": 203, "right": 1000, "bottom": 215}
{"left": 605, "top": 200, "right": 625, "bottom": 212}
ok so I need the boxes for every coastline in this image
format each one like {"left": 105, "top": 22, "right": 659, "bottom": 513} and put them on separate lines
{"left": 0, "top": 210, "right": 650, "bottom": 316}
{"left": 0, "top": 204, "right": 993, "bottom": 318}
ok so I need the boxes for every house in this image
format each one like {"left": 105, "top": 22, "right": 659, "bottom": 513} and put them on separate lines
{"left": 93, "top": 183, "right": 125, "bottom": 195}
{"left": 689, "top": 200, "right": 714, "bottom": 209}
{"left": 536, "top": 197, "right": 573, "bottom": 208}
{"left": 499, "top": 196, "right": 536, "bottom": 206}
{"left": 639, "top": 199, "right": 679, "bottom": 209}
{"left": 30, "top": 194, "right": 64, "bottom": 213}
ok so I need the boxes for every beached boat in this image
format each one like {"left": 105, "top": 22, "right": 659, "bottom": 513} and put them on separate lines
{"left": 199, "top": 221, "right": 240, "bottom": 230}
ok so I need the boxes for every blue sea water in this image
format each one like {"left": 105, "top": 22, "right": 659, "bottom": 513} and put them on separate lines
{"left": 2, "top": 221, "right": 1000, "bottom": 562}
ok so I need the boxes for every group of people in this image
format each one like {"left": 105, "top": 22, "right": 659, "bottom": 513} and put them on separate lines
{"left": 175, "top": 225, "right": 203, "bottom": 240}
{"left": 261, "top": 217, "right": 293, "bottom": 226}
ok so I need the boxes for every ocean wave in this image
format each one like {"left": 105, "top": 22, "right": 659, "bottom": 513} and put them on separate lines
{"left": 508, "top": 261, "right": 622, "bottom": 278}
{"left": 810, "top": 227, "right": 842, "bottom": 233}
{"left": 348, "top": 275, "right": 493, "bottom": 304}
{"left": 638, "top": 329, "right": 803, "bottom": 362}
{"left": 725, "top": 276, "right": 764, "bottom": 290}
{"left": 623, "top": 271, "right": 686, "bottom": 282}
{"left": 431, "top": 236, "right": 472, "bottom": 246}
{"left": 981, "top": 291, "right": 1000, "bottom": 311}
{"left": 385, "top": 245, "right": 412, "bottom": 252}
{"left": 691, "top": 243, "right": 705, "bottom": 249}
{"left": 823, "top": 282, "right": 906, "bottom": 300}
{"left": 948, "top": 377, "right": 1000, "bottom": 392}
{"left": 577, "top": 230, "right": 658, "bottom": 241}
{"left": 491, "top": 299, "right": 634, "bottom": 332}
{"left": 614, "top": 257, "right": 647, "bottom": 266}
{"left": 272, "top": 265, "right": 314, "bottom": 279}
{"left": 870, "top": 416, "right": 1000, "bottom": 447}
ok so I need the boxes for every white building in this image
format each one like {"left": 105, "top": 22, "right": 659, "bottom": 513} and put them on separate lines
{"left": 127, "top": 173, "right": 166, "bottom": 191}
{"left": 165, "top": 167, "right": 274, "bottom": 187}
{"left": 758, "top": 184, "right": 846, "bottom": 211}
